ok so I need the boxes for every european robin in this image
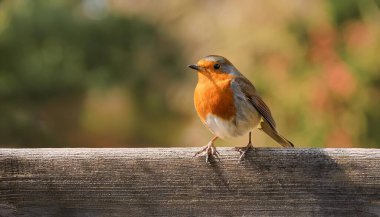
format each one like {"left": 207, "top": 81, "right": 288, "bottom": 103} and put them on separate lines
{"left": 189, "top": 55, "right": 294, "bottom": 163}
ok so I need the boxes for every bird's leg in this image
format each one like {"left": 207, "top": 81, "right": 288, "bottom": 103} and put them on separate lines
{"left": 234, "top": 131, "right": 254, "bottom": 161}
{"left": 194, "top": 136, "right": 220, "bottom": 163}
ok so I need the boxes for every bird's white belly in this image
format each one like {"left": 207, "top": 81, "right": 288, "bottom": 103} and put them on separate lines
{"left": 205, "top": 109, "right": 261, "bottom": 139}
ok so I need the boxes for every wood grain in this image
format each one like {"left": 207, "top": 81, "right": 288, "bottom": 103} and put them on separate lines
{"left": 0, "top": 148, "right": 379, "bottom": 217}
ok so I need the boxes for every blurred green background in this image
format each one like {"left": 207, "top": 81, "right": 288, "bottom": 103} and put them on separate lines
{"left": 0, "top": 0, "right": 379, "bottom": 148}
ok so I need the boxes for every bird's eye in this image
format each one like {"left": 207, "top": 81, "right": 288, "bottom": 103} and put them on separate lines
{"left": 213, "top": 64, "right": 220, "bottom": 69}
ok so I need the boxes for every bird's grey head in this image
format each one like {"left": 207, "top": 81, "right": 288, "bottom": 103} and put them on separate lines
{"left": 188, "top": 55, "right": 241, "bottom": 75}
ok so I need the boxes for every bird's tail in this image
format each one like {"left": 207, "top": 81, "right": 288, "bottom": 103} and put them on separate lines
{"left": 259, "top": 120, "right": 294, "bottom": 148}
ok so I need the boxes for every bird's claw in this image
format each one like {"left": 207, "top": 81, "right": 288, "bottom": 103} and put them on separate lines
{"left": 194, "top": 143, "right": 220, "bottom": 163}
{"left": 234, "top": 143, "right": 253, "bottom": 162}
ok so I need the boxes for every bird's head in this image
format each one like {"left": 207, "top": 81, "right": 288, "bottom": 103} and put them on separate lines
{"left": 188, "top": 55, "right": 240, "bottom": 76}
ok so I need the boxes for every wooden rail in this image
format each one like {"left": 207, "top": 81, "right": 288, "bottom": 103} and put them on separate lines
{"left": 0, "top": 148, "right": 379, "bottom": 216}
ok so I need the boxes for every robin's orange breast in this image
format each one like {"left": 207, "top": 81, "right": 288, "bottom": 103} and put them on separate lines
{"left": 194, "top": 72, "right": 236, "bottom": 122}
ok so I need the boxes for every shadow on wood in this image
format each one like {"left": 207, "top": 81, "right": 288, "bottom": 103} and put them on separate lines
{"left": 0, "top": 148, "right": 379, "bottom": 216}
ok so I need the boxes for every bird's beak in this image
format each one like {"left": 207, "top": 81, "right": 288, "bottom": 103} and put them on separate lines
{"left": 188, "top": 64, "right": 200, "bottom": 71}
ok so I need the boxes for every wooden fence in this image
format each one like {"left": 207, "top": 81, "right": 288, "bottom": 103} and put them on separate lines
{"left": 0, "top": 148, "right": 379, "bottom": 216}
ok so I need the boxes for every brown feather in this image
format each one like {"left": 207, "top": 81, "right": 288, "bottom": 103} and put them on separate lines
{"left": 260, "top": 120, "right": 294, "bottom": 147}
{"left": 233, "top": 77, "right": 277, "bottom": 130}
{"left": 233, "top": 76, "right": 294, "bottom": 147}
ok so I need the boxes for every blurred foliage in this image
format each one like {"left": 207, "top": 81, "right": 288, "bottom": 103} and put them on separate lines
{"left": 0, "top": 0, "right": 187, "bottom": 147}
{"left": 0, "top": 0, "right": 379, "bottom": 148}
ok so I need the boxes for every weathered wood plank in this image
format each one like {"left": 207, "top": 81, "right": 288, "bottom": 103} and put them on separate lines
{"left": 0, "top": 148, "right": 379, "bottom": 217}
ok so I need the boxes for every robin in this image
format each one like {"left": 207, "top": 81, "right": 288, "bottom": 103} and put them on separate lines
{"left": 189, "top": 55, "right": 294, "bottom": 162}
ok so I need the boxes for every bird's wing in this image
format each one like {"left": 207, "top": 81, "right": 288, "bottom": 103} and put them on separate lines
{"left": 232, "top": 76, "right": 277, "bottom": 131}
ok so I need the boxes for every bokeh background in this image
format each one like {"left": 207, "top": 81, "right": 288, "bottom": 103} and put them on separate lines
{"left": 0, "top": 0, "right": 379, "bottom": 148}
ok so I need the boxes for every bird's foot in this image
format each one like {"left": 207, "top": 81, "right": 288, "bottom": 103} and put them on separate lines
{"left": 234, "top": 142, "right": 254, "bottom": 162}
{"left": 194, "top": 142, "right": 220, "bottom": 163}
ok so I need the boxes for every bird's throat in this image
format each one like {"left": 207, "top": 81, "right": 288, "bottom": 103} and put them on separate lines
{"left": 194, "top": 73, "right": 236, "bottom": 121}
